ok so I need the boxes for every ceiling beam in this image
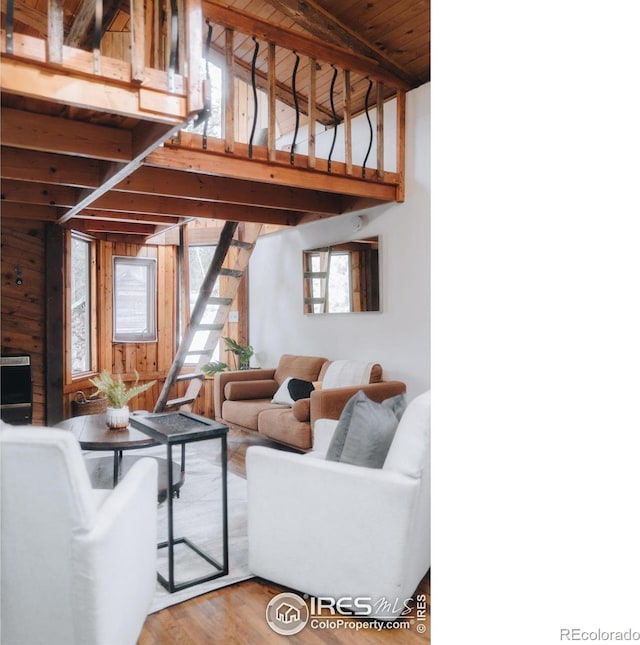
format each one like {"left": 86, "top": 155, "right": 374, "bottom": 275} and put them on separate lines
{"left": 69, "top": 219, "right": 159, "bottom": 235}
{"left": 202, "top": 1, "right": 410, "bottom": 91}
{"left": 0, "top": 179, "right": 80, "bottom": 207}
{"left": 261, "top": 0, "right": 415, "bottom": 88}
{"left": 116, "top": 165, "right": 344, "bottom": 214}
{"left": 0, "top": 147, "right": 106, "bottom": 187}
{"left": 0, "top": 108, "right": 132, "bottom": 161}
{"left": 72, "top": 210, "right": 185, "bottom": 226}
{"left": 0, "top": 203, "right": 58, "bottom": 221}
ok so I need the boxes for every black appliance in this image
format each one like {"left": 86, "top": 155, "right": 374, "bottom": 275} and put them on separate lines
{"left": 1, "top": 355, "right": 33, "bottom": 425}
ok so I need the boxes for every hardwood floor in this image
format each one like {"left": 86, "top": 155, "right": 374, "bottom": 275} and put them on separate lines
{"left": 139, "top": 427, "right": 431, "bottom": 644}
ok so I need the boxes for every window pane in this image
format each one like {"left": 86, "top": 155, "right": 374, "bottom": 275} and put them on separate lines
{"left": 327, "top": 253, "right": 351, "bottom": 313}
{"left": 113, "top": 257, "right": 157, "bottom": 342}
{"left": 71, "top": 237, "right": 91, "bottom": 374}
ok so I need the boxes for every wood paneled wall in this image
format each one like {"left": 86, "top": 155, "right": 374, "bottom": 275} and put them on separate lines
{"left": 1, "top": 218, "right": 47, "bottom": 425}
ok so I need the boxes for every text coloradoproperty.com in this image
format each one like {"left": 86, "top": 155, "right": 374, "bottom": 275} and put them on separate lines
{"left": 560, "top": 629, "right": 640, "bottom": 641}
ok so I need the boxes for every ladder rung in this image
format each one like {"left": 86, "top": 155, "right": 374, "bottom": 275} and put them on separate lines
{"left": 207, "top": 297, "right": 233, "bottom": 306}
{"left": 186, "top": 349, "right": 213, "bottom": 356}
{"left": 219, "top": 268, "right": 244, "bottom": 278}
{"left": 303, "top": 272, "right": 328, "bottom": 279}
{"left": 176, "top": 372, "right": 204, "bottom": 382}
{"left": 194, "top": 322, "right": 224, "bottom": 331}
{"left": 230, "top": 239, "right": 254, "bottom": 250}
{"left": 166, "top": 396, "right": 196, "bottom": 408}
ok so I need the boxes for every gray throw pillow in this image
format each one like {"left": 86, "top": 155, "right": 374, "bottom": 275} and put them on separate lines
{"left": 326, "top": 391, "right": 408, "bottom": 468}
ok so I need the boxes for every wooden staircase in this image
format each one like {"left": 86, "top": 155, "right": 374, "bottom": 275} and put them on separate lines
{"left": 153, "top": 220, "right": 263, "bottom": 413}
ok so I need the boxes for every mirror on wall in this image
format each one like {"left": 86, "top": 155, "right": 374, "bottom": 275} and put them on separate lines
{"left": 302, "top": 237, "right": 380, "bottom": 314}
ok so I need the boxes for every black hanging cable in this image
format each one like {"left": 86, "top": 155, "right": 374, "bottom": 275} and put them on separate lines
{"left": 6, "top": 0, "right": 14, "bottom": 54}
{"left": 194, "top": 21, "right": 214, "bottom": 149}
{"left": 327, "top": 64, "right": 339, "bottom": 173}
{"left": 362, "top": 78, "right": 374, "bottom": 178}
{"left": 290, "top": 51, "right": 301, "bottom": 165}
{"left": 248, "top": 37, "right": 260, "bottom": 159}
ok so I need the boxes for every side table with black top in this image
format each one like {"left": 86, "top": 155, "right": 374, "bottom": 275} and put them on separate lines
{"left": 55, "top": 413, "right": 185, "bottom": 502}
{"left": 130, "top": 411, "right": 229, "bottom": 593}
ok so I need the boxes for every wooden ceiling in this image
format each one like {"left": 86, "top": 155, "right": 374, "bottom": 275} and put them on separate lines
{"left": 1, "top": 0, "right": 429, "bottom": 241}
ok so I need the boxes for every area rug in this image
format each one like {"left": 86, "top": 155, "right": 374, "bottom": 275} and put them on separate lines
{"left": 110, "top": 439, "right": 253, "bottom": 613}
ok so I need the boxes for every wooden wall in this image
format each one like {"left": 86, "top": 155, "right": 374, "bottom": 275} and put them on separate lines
{"left": 1, "top": 218, "right": 47, "bottom": 425}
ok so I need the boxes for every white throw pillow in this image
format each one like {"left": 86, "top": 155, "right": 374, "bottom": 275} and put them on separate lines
{"left": 271, "top": 377, "right": 295, "bottom": 405}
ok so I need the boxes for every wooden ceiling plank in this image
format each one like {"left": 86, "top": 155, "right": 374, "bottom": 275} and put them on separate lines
{"left": 261, "top": 0, "right": 415, "bottom": 88}
{"left": 117, "top": 165, "right": 343, "bottom": 213}
{"left": 0, "top": 179, "right": 79, "bottom": 207}
{"left": 0, "top": 202, "right": 59, "bottom": 221}
{"left": 0, "top": 107, "right": 132, "bottom": 161}
{"left": 74, "top": 211, "right": 184, "bottom": 225}
{"left": 202, "top": 1, "right": 410, "bottom": 90}
{"left": 0, "top": 147, "right": 104, "bottom": 187}
{"left": 69, "top": 219, "right": 159, "bottom": 234}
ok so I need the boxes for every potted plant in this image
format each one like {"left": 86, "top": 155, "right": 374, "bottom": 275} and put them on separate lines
{"left": 223, "top": 337, "right": 254, "bottom": 370}
{"left": 200, "top": 360, "right": 228, "bottom": 378}
{"left": 89, "top": 370, "right": 156, "bottom": 429}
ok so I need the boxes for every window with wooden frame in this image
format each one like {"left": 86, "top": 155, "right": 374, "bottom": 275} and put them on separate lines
{"left": 112, "top": 256, "right": 158, "bottom": 343}
{"left": 68, "top": 232, "right": 97, "bottom": 378}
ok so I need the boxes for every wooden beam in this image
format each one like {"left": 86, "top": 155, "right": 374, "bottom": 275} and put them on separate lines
{"left": 1, "top": 108, "right": 132, "bottom": 161}
{"left": 57, "top": 121, "right": 183, "bottom": 223}
{"left": 261, "top": 0, "right": 415, "bottom": 89}
{"left": 0, "top": 0, "right": 48, "bottom": 33}
{"left": 131, "top": 0, "right": 146, "bottom": 82}
{"left": 185, "top": 0, "right": 203, "bottom": 112}
{"left": 0, "top": 203, "right": 58, "bottom": 221}
{"left": 202, "top": 0, "right": 410, "bottom": 91}
{"left": 0, "top": 180, "right": 79, "bottom": 207}
{"left": 88, "top": 190, "right": 300, "bottom": 224}
{"left": 0, "top": 148, "right": 105, "bottom": 187}
{"left": 72, "top": 210, "right": 184, "bottom": 225}
{"left": 116, "top": 166, "right": 344, "bottom": 213}
{"left": 69, "top": 219, "right": 158, "bottom": 235}
{"left": 65, "top": 0, "right": 122, "bottom": 49}
{"left": 146, "top": 142, "right": 399, "bottom": 201}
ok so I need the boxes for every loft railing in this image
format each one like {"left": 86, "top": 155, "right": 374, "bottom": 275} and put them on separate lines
{"left": 1, "top": 0, "right": 204, "bottom": 116}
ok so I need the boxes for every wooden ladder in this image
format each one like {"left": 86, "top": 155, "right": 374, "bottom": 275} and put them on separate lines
{"left": 153, "top": 220, "right": 263, "bottom": 413}
{"left": 303, "top": 246, "right": 332, "bottom": 314}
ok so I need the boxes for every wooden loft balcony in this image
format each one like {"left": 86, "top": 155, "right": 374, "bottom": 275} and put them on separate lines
{"left": 1, "top": 0, "right": 429, "bottom": 242}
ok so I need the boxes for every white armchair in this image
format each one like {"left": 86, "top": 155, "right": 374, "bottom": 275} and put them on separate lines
{"left": 246, "top": 391, "right": 430, "bottom": 621}
{"left": 0, "top": 424, "right": 158, "bottom": 645}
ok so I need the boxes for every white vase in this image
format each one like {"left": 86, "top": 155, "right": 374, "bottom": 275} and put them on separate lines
{"left": 105, "top": 405, "right": 129, "bottom": 430}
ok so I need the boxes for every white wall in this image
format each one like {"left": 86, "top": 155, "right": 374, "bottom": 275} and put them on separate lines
{"left": 248, "top": 83, "right": 430, "bottom": 399}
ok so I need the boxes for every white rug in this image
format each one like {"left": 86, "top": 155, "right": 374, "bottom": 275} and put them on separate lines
{"left": 119, "top": 439, "right": 252, "bottom": 613}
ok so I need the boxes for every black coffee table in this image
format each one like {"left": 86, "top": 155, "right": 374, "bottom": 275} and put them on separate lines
{"left": 130, "top": 410, "right": 229, "bottom": 593}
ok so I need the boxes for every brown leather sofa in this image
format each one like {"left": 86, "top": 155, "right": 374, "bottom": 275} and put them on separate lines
{"left": 213, "top": 354, "right": 406, "bottom": 451}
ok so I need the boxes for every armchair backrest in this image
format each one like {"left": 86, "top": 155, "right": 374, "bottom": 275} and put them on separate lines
{"left": 1, "top": 425, "right": 99, "bottom": 641}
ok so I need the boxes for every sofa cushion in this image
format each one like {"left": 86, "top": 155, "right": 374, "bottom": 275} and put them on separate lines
{"left": 258, "top": 408, "right": 313, "bottom": 450}
{"left": 222, "top": 399, "right": 282, "bottom": 432}
{"left": 273, "top": 354, "right": 328, "bottom": 385}
{"left": 224, "top": 379, "right": 278, "bottom": 401}
{"left": 383, "top": 391, "right": 430, "bottom": 478}
{"left": 326, "top": 391, "right": 407, "bottom": 468}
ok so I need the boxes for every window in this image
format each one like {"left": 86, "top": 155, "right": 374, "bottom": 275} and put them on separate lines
{"left": 309, "top": 252, "right": 352, "bottom": 313}
{"left": 70, "top": 235, "right": 93, "bottom": 375}
{"left": 113, "top": 257, "right": 157, "bottom": 342}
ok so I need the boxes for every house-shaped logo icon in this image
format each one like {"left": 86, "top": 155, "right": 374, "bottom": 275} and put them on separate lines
{"left": 276, "top": 602, "right": 301, "bottom": 624}
{"left": 266, "top": 592, "right": 309, "bottom": 635}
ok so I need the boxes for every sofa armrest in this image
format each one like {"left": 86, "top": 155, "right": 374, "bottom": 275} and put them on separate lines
{"left": 214, "top": 368, "right": 276, "bottom": 419}
{"left": 309, "top": 380, "right": 407, "bottom": 424}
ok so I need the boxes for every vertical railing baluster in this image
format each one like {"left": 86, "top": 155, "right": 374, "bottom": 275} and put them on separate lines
{"left": 224, "top": 28, "right": 235, "bottom": 153}
{"left": 5, "top": 0, "right": 14, "bottom": 54}
{"left": 327, "top": 64, "right": 339, "bottom": 173}
{"left": 248, "top": 37, "right": 260, "bottom": 159}
{"left": 290, "top": 51, "right": 300, "bottom": 165}
{"left": 48, "top": 0, "right": 64, "bottom": 64}
{"left": 362, "top": 78, "right": 374, "bottom": 178}
{"left": 93, "top": 0, "right": 103, "bottom": 73}
{"left": 268, "top": 43, "right": 276, "bottom": 162}
{"left": 130, "top": 0, "right": 145, "bottom": 83}
{"left": 343, "top": 69, "right": 352, "bottom": 175}
{"left": 376, "top": 81, "right": 384, "bottom": 180}
{"left": 168, "top": 0, "right": 179, "bottom": 90}
{"left": 200, "top": 20, "right": 214, "bottom": 150}
{"left": 307, "top": 57, "right": 317, "bottom": 169}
